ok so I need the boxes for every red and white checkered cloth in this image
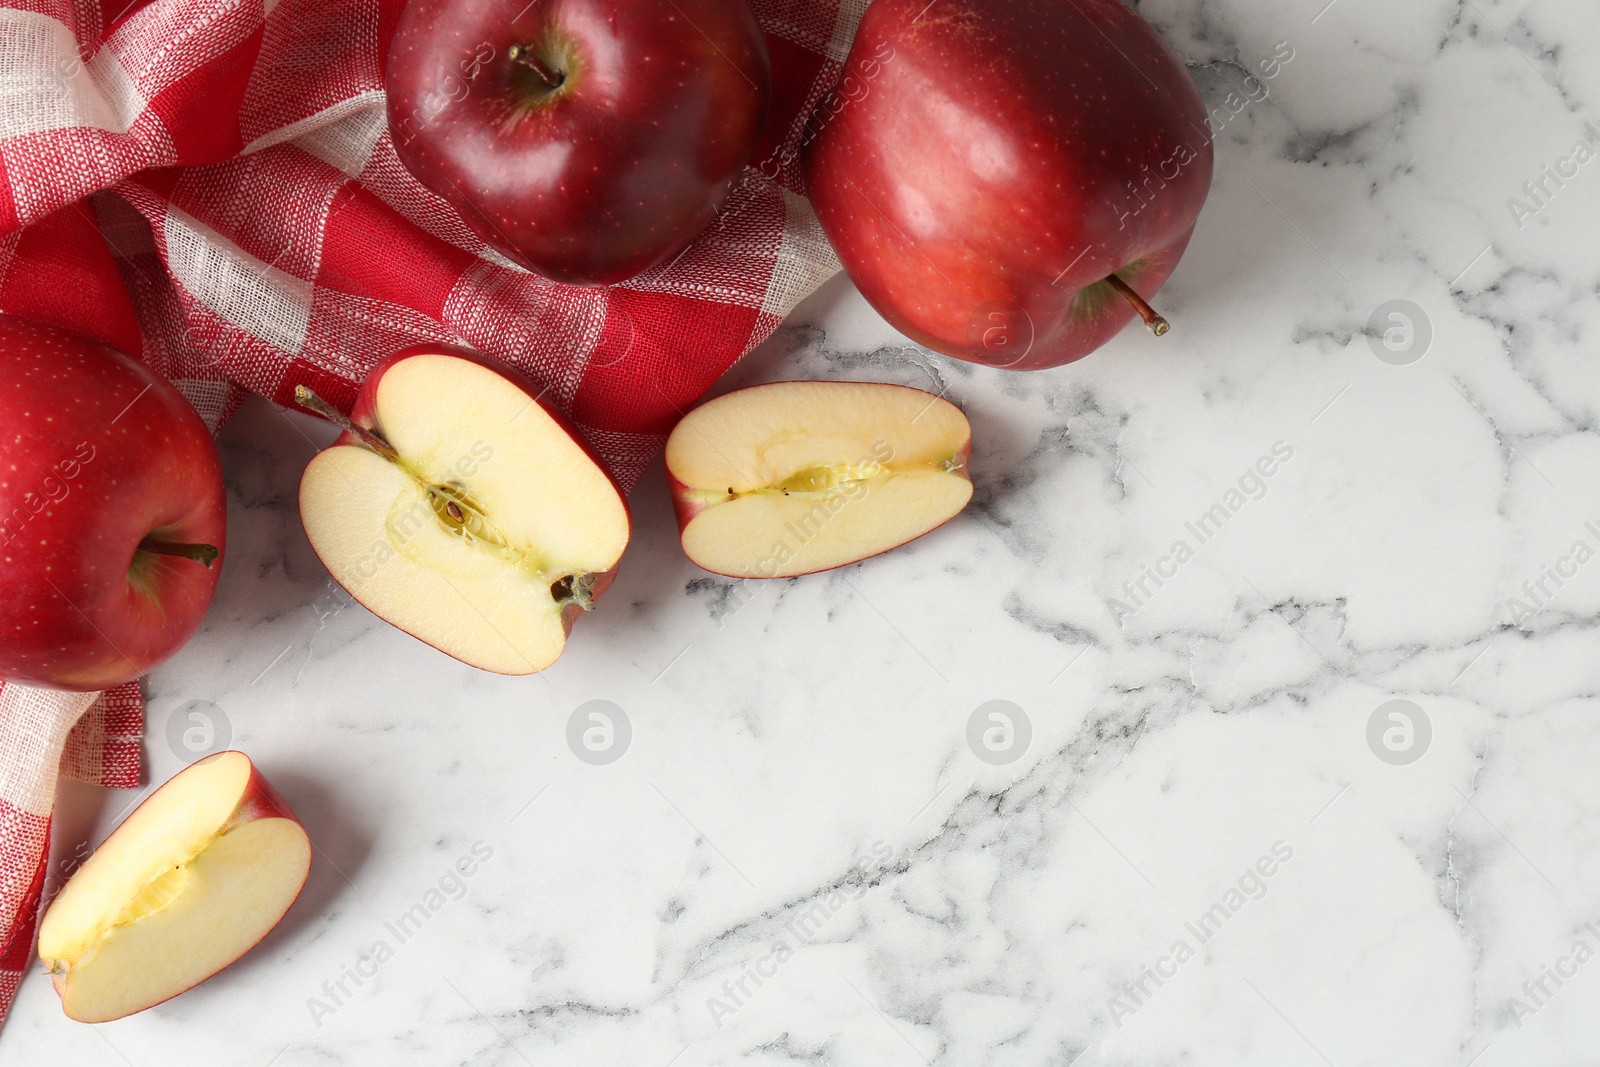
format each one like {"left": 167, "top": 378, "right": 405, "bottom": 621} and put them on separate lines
{"left": 0, "top": 0, "right": 860, "bottom": 1025}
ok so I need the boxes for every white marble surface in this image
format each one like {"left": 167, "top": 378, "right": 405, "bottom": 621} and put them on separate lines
{"left": 12, "top": 0, "right": 1600, "bottom": 1063}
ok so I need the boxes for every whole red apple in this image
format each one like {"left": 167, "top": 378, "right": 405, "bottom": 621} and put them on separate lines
{"left": 0, "top": 316, "right": 225, "bottom": 691}
{"left": 386, "top": 0, "right": 771, "bottom": 287}
{"left": 803, "top": 0, "right": 1213, "bottom": 369}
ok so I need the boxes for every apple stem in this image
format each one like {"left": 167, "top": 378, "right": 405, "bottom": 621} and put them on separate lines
{"left": 293, "top": 386, "right": 401, "bottom": 464}
{"left": 1106, "top": 275, "right": 1170, "bottom": 336}
{"left": 506, "top": 45, "right": 564, "bottom": 90}
{"left": 137, "top": 539, "right": 219, "bottom": 568}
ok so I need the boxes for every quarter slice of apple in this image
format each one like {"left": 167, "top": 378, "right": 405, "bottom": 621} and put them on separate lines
{"left": 38, "top": 751, "right": 311, "bottom": 1023}
{"left": 665, "top": 381, "right": 973, "bottom": 578}
{"left": 297, "top": 348, "right": 631, "bottom": 675}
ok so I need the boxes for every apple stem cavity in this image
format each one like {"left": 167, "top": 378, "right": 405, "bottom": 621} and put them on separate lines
{"left": 550, "top": 572, "right": 599, "bottom": 611}
{"left": 294, "top": 386, "right": 402, "bottom": 464}
{"left": 136, "top": 539, "right": 220, "bottom": 568}
{"left": 506, "top": 45, "right": 565, "bottom": 90}
{"left": 1106, "top": 274, "right": 1170, "bottom": 336}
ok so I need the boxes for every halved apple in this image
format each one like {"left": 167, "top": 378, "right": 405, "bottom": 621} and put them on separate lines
{"left": 297, "top": 347, "right": 631, "bottom": 675}
{"left": 38, "top": 751, "right": 310, "bottom": 1023}
{"left": 665, "top": 381, "right": 973, "bottom": 578}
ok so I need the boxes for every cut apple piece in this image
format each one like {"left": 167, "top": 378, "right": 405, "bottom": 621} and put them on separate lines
{"left": 38, "top": 751, "right": 311, "bottom": 1023}
{"left": 665, "top": 381, "right": 973, "bottom": 578}
{"left": 297, "top": 348, "right": 631, "bottom": 675}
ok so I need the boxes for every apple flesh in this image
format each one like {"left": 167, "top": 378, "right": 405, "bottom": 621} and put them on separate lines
{"left": 0, "top": 315, "right": 225, "bottom": 691}
{"left": 802, "top": 0, "right": 1213, "bottom": 369}
{"left": 386, "top": 0, "right": 772, "bottom": 286}
{"left": 297, "top": 348, "right": 630, "bottom": 675}
{"left": 38, "top": 751, "right": 310, "bottom": 1023}
{"left": 666, "top": 381, "right": 972, "bottom": 578}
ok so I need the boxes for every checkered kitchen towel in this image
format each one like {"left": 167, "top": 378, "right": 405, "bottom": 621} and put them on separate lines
{"left": 0, "top": 0, "right": 864, "bottom": 1023}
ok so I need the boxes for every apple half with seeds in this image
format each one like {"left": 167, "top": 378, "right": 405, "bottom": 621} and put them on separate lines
{"left": 38, "top": 752, "right": 310, "bottom": 1023}
{"left": 296, "top": 347, "right": 631, "bottom": 675}
{"left": 666, "top": 381, "right": 973, "bottom": 578}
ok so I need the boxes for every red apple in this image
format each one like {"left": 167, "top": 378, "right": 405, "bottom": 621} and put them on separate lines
{"left": 0, "top": 315, "right": 225, "bottom": 691}
{"left": 296, "top": 346, "right": 630, "bottom": 674}
{"left": 386, "top": 0, "right": 772, "bottom": 286}
{"left": 39, "top": 751, "right": 311, "bottom": 1023}
{"left": 802, "top": 0, "right": 1213, "bottom": 369}
{"left": 666, "top": 381, "right": 972, "bottom": 578}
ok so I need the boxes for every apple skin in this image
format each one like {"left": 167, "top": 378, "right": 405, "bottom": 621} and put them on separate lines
{"left": 42, "top": 752, "right": 309, "bottom": 1020}
{"left": 305, "top": 345, "right": 630, "bottom": 639}
{"left": 217, "top": 755, "right": 303, "bottom": 829}
{"left": 0, "top": 316, "right": 226, "bottom": 691}
{"left": 386, "top": 0, "right": 771, "bottom": 286}
{"left": 802, "top": 0, "right": 1213, "bottom": 370}
{"left": 665, "top": 469, "right": 713, "bottom": 532}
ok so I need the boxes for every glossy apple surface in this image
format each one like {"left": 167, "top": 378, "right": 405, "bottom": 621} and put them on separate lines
{"left": 803, "top": 0, "right": 1213, "bottom": 369}
{"left": 386, "top": 0, "right": 772, "bottom": 286}
{"left": 0, "top": 316, "right": 225, "bottom": 691}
